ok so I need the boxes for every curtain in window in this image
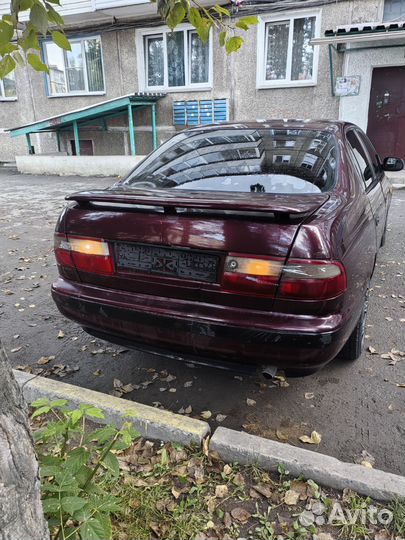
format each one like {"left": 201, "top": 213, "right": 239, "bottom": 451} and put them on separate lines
{"left": 291, "top": 17, "right": 315, "bottom": 81}
{"left": 85, "top": 38, "right": 104, "bottom": 92}
{"left": 189, "top": 31, "right": 209, "bottom": 84}
{"left": 146, "top": 36, "right": 164, "bottom": 86}
{"left": 66, "top": 42, "right": 85, "bottom": 92}
{"left": 167, "top": 31, "right": 185, "bottom": 87}
{"left": 265, "top": 21, "right": 289, "bottom": 80}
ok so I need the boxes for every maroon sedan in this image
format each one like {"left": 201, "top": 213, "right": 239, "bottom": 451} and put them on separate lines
{"left": 52, "top": 121, "right": 403, "bottom": 376}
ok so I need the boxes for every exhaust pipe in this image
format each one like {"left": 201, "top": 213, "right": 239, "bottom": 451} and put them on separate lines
{"left": 261, "top": 365, "right": 278, "bottom": 379}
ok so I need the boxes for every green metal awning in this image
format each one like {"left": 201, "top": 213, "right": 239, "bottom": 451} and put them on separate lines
{"left": 8, "top": 92, "right": 166, "bottom": 156}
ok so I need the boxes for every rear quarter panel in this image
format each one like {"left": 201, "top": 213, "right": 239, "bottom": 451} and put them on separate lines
{"left": 283, "top": 135, "right": 377, "bottom": 334}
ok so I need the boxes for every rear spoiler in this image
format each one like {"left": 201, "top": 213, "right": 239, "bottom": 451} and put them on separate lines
{"left": 66, "top": 189, "right": 329, "bottom": 217}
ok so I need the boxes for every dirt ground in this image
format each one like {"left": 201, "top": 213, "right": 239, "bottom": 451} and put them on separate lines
{"left": 1, "top": 170, "right": 405, "bottom": 476}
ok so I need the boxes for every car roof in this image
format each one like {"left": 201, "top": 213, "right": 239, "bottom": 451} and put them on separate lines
{"left": 184, "top": 119, "right": 352, "bottom": 135}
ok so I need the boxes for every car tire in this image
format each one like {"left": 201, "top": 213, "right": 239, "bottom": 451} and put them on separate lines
{"left": 339, "top": 288, "right": 369, "bottom": 362}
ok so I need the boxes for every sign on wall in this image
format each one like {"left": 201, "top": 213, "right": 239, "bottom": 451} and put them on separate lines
{"left": 335, "top": 76, "right": 361, "bottom": 97}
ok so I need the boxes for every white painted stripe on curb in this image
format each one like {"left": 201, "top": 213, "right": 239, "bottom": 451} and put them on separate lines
{"left": 14, "top": 370, "right": 210, "bottom": 446}
{"left": 210, "top": 427, "right": 405, "bottom": 501}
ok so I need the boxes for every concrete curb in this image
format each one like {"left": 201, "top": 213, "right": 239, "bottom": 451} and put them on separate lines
{"left": 210, "top": 427, "right": 405, "bottom": 502}
{"left": 14, "top": 370, "right": 210, "bottom": 446}
{"left": 392, "top": 183, "right": 405, "bottom": 190}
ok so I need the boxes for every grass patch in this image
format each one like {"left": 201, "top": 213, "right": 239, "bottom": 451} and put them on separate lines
{"left": 31, "top": 405, "right": 404, "bottom": 540}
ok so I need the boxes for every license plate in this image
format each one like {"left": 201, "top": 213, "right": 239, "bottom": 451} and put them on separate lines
{"left": 115, "top": 243, "right": 220, "bottom": 283}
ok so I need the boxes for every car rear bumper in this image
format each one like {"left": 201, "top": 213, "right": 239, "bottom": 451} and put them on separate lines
{"left": 51, "top": 278, "right": 350, "bottom": 372}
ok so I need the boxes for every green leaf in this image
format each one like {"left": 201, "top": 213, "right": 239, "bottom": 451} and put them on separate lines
{"left": 19, "top": 0, "right": 33, "bottom": 10}
{"left": 225, "top": 36, "right": 244, "bottom": 54}
{"left": 32, "top": 398, "right": 50, "bottom": 408}
{"left": 42, "top": 498, "right": 61, "bottom": 513}
{"left": 27, "top": 53, "right": 48, "bottom": 72}
{"left": 65, "top": 447, "right": 90, "bottom": 475}
{"left": 61, "top": 496, "right": 87, "bottom": 515}
{"left": 46, "top": 5, "right": 64, "bottom": 26}
{"left": 69, "top": 408, "right": 83, "bottom": 425}
{"left": 219, "top": 30, "right": 227, "bottom": 47}
{"left": 0, "top": 21, "right": 14, "bottom": 46}
{"left": 50, "top": 399, "right": 68, "bottom": 407}
{"left": 194, "top": 18, "right": 211, "bottom": 44}
{"left": 73, "top": 464, "right": 91, "bottom": 488}
{"left": 235, "top": 20, "right": 249, "bottom": 31}
{"left": 51, "top": 30, "right": 71, "bottom": 50}
{"left": 85, "top": 425, "right": 116, "bottom": 445}
{"left": 30, "top": 3, "right": 48, "bottom": 36}
{"left": 188, "top": 7, "right": 201, "bottom": 28}
{"left": 40, "top": 465, "right": 60, "bottom": 477}
{"left": 212, "top": 5, "right": 230, "bottom": 17}
{"left": 101, "top": 451, "right": 120, "bottom": 476}
{"left": 84, "top": 407, "right": 105, "bottom": 419}
{"left": 238, "top": 15, "right": 259, "bottom": 26}
{"left": 20, "top": 28, "right": 40, "bottom": 51}
{"left": 0, "top": 43, "right": 18, "bottom": 55}
{"left": 79, "top": 518, "right": 109, "bottom": 540}
{"left": 167, "top": 2, "right": 186, "bottom": 30}
{"left": 31, "top": 405, "right": 51, "bottom": 418}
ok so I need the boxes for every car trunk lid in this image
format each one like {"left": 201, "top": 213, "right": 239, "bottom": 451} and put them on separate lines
{"left": 61, "top": 188, "right": 329, "bottom": 310}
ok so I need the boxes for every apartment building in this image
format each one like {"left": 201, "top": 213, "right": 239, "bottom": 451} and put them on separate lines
{"left": 0, "top": 0, "right": 404, "bottom": 166}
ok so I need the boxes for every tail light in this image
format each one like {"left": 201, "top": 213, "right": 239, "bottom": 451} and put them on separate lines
{"left": 54, "top": 234, "right": 114, "bottom": 275}
{"left": 222, "top": 254, "right": 284, "bottom": 296}
{"left": 222, "top": 254, "right": 346, "bottom": 300}
{"left": 279, "top": 259, "right": 346, "bottom": 300}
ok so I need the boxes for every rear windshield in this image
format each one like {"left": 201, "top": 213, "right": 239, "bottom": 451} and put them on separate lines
{"left": 122, "top": 128, "right": 337, "bottom": 194}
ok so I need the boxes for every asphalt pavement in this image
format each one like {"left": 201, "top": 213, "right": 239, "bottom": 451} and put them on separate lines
{"left": 1, "top": 170, "right": 404, "bottom": 475}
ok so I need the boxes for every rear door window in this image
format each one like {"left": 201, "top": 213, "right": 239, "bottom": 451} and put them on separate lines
{"left": 123, "top": 128, "right": 338, "bottom": 194}
{"left": 347, "top": 130, "right": 375, "bottom": 189}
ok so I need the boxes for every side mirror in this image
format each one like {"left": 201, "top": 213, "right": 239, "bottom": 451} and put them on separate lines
{"left": 383, "top": 157, "right": 404, "bottom": 172}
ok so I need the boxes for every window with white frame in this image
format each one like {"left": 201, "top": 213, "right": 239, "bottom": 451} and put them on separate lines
{"left": 43, "top": 36, "right": 105, "bottom": 96}
{"left": 0, "top": 70, "right": 16, "bottom": 100}
{"left": 140, "top": 26, "right": 212, "bottom": 90}
{"left": 256, "top": 12, "right": 320, "bottom": 88}
{"left": 383, "top": 0, "right": 405, "bottom": 21}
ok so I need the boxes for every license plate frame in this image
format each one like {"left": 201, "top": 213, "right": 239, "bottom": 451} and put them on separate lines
{"left": 115, "top": 242, "right": 220, "bottom": 283}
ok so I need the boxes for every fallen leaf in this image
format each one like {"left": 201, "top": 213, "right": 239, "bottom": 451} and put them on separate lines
{"left": 224, "top": 511, "right": 232, "bottom": 529}
{"left": 368, "top": 346, "right": 377, "bottom": 354}
{"left": 216, "top": 414, "right": 227, "bottom": 423}
{"left": 284, "top": 489, "right": 300, "bottom": 505}
{"left": 299, "top": 430, "right": 322, "bottom": 445}
{"left": 223, "top": 464, "right": 232, "bottom": 475}
{"left": 37, "top": 356, "right": 55, "bottom": 365}
{"left": 215, "top": 485, "right": 228, "bottom": 498}
{"left": 57, "top": 330, "right": 65, "bottom": 339}
{"left": 168, "top": 388, "right": 176, "bottom": 393}
{"left": 121, "top": 383, "right": 136, "bottom": 394}
{"left": 93, "top": 369, "right": 103, "bottom": 376}
{"left": 304, "top": 392, "right": 315, "bottom": 399}
{"left": 91, "top": 348, "right": 105, "bottom": 355}
{"left": 184, "top": 380, "right": 193, "bottom": 387}
{"left": 276, "top": 429, "right": 288, "bottom": 441}
{"left": 201, "top": 410, "right": 212, "bottom": 419}
{"left": 252, "top": 483, "right": 272, "bottom": 498}
{"left": 10, "top": 347, "right": 22, "bottom": 353}
{"left": 246, "top": 398, "right": 256, "bottom": 406}
{"left": 230, "top": 507, "right": 251, "bottom": 523}
{"left": 385, "top": 317, "right": 393, "bottom": 322}
{"left": 113, "top": 378, "right": 123, "bottom": 388}
{"left": 360, "top": 460, "right": 373, "bottom": 469}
